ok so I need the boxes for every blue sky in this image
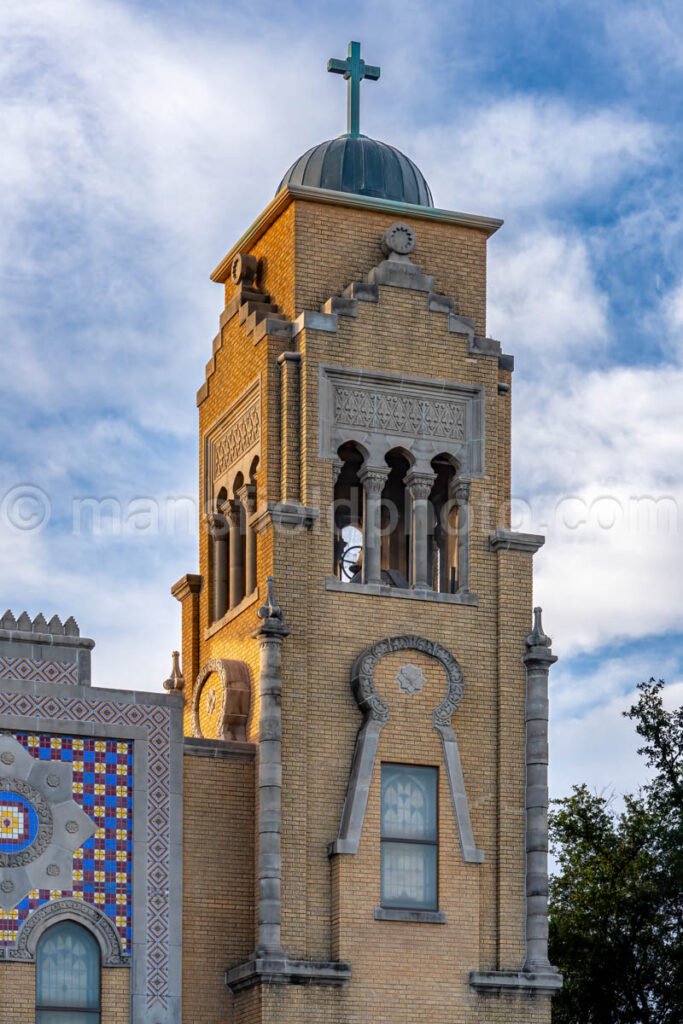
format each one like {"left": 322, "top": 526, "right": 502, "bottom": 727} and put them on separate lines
{"left": 2, "top": 0, "right": 683, "bottom": 802}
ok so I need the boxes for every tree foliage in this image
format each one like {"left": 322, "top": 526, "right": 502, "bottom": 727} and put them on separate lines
{"left": 549, "top": 680, "right": 683, "bottom": 1024}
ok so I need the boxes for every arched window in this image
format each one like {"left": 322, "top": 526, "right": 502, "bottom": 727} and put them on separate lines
{"left": 36, "top": 920, "right": 101, "bottom": 1023}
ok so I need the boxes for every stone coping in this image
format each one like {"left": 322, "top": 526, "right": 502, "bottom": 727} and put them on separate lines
{"left": 183, "top": 737, "right": 256, "bottom": 761}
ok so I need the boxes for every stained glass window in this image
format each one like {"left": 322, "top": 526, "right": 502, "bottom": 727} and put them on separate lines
{"left": 36, "top": 921, "right": 101, "bottom": 1024}
{"left": 381, "top": 764, "right": 438, "bottom": 910}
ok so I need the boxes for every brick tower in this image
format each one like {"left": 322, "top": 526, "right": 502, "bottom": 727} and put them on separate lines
{"left": 174, "top": 41, "right": 562, "bottom": 1024}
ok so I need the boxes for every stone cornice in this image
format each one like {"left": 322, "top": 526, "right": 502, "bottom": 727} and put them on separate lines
{"left": 210, "top": 185, "right": 503, "bottom": 283}
{"left": 469, "top": 970, "right": 563, "bottom": 995}
{"left": 489, "top": 529, "right": 545, "bottom": 554}
{"left": 171, "top": 572, "right": 202, "bottom": 602}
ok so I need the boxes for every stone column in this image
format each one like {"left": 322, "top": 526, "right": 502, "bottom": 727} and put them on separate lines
{"left": 406, "top": 471, "right": 435, "bottom": 590}
{"left": 453, "top": 480, "right": 471, "bottom": 593}
{"left": 358, "top": 466, "right": 389, "bottom": 586}
{"left": 207, "top": 514, "right": 228, "bottom": 621}
{"left": 253, "top": 578, "right": 291, "bottom": 957}
{"left": 227, "top": 499, "right": 244, "bottom": 609}
{"left": 523, "top": 607, "right": 558, "bottom": 974}
{"left": 238, "top": 484, "right": 257, "bottom": 597}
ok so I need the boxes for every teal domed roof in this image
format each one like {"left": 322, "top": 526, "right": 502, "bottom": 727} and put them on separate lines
{"left": 278, "top": 134, "right": 434, "bottom": 208}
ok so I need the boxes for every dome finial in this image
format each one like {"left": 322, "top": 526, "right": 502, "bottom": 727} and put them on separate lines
{"left": 327, "top": 40, "right": 380, "bottom": 137}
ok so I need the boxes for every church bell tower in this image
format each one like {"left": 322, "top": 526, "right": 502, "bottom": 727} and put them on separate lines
{"left": 174, "top": 40, "right": 562, "bottom": 1024}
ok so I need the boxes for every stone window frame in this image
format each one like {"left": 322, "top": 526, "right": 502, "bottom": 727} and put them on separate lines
{"left": 13, "top": 896, "right": 128, "bottom": 967}
{"left": 328, "top": 635, "right": 483, "bottom": 866}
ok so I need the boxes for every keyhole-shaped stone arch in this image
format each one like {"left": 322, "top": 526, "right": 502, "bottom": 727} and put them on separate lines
{"left": 329, "top": 635, "right": 483, "bottom": 864}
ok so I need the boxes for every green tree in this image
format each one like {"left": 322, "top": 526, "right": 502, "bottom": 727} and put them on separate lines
{"left": 549, "top": 679, "right": 683, "bottom": 1024}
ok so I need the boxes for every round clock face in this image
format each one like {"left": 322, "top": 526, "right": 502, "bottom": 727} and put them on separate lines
{"left": 383, "top": 222, "right": 416, "bottom": 256}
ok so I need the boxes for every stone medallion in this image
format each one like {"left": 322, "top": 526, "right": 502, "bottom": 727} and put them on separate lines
{"left": 396, "top": 663, "right": 426, "bottom": 695}
{"left": 381, "top": 222, "right": 416, "bottom": 256}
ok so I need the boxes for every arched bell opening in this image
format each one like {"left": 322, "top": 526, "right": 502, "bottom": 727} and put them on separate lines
{"left": 429, "top": 456, "right": 458, "bottom": 594}
{"left": 334, "top": 443, "right": 365, "bottom": 581}
{"left": 381, "top": 449, "right": 411, "bottom": 588}
{"left": 210, "top": 486, "right": 230, "bottom": 622}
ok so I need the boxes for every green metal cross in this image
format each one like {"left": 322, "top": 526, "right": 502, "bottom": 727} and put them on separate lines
{"left": 327, "top": 41, "right": 380, "bottom": 137}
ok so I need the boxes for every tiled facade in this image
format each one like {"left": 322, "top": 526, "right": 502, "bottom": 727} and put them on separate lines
{"left": 0, "top": 668, "right": 183, "bottom": 1024}
{"left": 0, "top": 733, "right": 133, "bottom": 952}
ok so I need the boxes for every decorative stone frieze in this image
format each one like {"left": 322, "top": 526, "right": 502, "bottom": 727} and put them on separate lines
{"left": 319, "top": 365, "right": 484, "bottom": 475}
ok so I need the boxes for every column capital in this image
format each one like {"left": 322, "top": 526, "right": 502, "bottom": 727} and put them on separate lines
{"left": 404, "top": 470, "right": 435, "bottom": 501}
{"left": 452, "top": 479, "right": 471, "bottom": 505}
{"left": 358, "top": 464, "right": 390, "bottom": 497}
{"left": 237, "top": 483, "right": 256, "bottom": 515}
{"left": 206, "top": 512, "right": 228, "bottom": 538}
{"left": 225, "top": 499, "right": 242, "bottom": 528}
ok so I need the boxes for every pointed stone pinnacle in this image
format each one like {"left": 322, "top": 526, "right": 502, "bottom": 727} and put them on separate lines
{"left": 163, "top": 651, "right": 185, "bottom": 692}
{"left": 526, "top": 607, "right": 551, "bottom": 648}
{"left": 255, "top": 577, "right": 291, "bottom": 638}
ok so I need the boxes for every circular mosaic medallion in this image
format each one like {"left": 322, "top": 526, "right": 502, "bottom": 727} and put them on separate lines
{"left": 0, "top": 779, "right": 53, "bottom": 868}
{"left": 0, "top": 789, "right": 39, "bottom": 854}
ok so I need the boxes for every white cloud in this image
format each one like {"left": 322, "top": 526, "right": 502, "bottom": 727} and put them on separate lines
{"left": 550, "top": 658, "right": 683, "bottom": 801}
{"left": 488, "top": 229, "right": 609, "bottom": 358}
{"left": 412, "top": 96, "right": 658, "bottom": 216}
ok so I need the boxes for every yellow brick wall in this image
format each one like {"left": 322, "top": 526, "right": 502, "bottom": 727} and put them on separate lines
{"left": 183, "top": 751, "right": 255, "bottom": 1024}
{"left": 179, "top": 192, "right": 549, "bottom": 1024}
{"left": 0, "top": 962, "right": 129, "bottom": 1023}
{"left": 0, "top": 963, "right": 33, "bottom": 1023}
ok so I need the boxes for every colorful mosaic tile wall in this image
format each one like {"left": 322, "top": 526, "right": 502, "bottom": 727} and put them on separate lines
{"left": 0, "top": 733, "right": 133, "bottom": 952}
{"left": 0, "top": 655, "right": 78, "bottom": 685}
{"left": 0, "top": 689, "right": 174, "bottom": 1017}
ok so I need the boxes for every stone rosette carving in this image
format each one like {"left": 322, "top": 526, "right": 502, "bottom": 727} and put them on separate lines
{"left": 396, "top": 663, "right": 426, "bottom": 695}
{"left": 0, "top": 735, "right": 96, "bottom": 911}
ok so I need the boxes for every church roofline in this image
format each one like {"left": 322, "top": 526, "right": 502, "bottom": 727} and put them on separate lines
{"left": 210, "top": 184, "right": 504, "bottom": 284}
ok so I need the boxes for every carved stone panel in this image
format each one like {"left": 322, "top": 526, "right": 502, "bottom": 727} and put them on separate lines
{"left": 205, "top": 378, "right": 261, "bottom": 509}
{"left": 319, "top": 365, "right": 484, "bottom": 475}
{"left": 192, "top": 659, "right": 252, "bottom": 741}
